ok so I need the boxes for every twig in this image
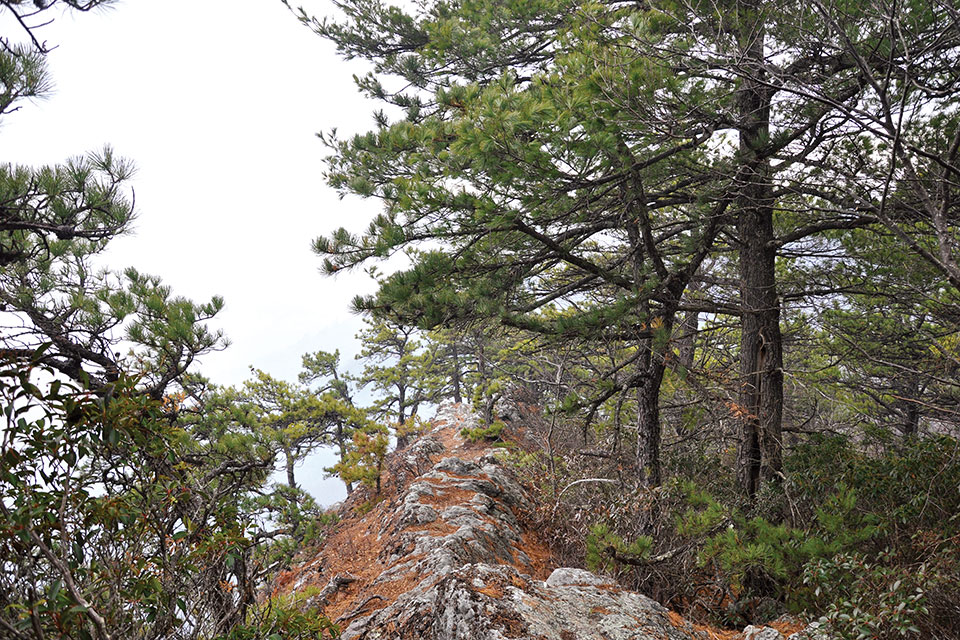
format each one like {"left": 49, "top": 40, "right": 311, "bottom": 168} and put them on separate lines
{"left": 553, "top": 478, "right": 619, "bottom": 511}
{"left": 604, "top": 519, "right": 731, "bottom": 567}
{"left": 0, "top": 616, "right": 32, "bottom": 640}
{"left": 18, "top": 522, "right": 113, "bottom": 640}
{"left": 605, "top": 543, "right": 688, "bottom": 567}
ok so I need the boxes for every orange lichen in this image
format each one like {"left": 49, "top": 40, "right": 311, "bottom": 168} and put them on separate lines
{"left": 475, "top": 583, "right": 505, "bottom": 599}
{"left": 406, "top": 520, "right": 458, "bottom": 536}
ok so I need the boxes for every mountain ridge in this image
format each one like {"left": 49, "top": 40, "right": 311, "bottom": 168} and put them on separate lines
{"left": 271, "top": 405, "right": 820, "bottom": 640}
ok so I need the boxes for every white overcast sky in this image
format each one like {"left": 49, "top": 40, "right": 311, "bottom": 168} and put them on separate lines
{"left": 3, "top": 0, "right": 382, "bottom": 385}
{"left": 2, "top": 0, "right": 393, "bottom": 504}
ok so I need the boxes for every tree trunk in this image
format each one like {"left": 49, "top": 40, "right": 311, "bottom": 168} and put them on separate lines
{"left": 623, "top": 183, "right": 685, "bottom": 489}
{"left": 897, "top": 373, "right": 921, "bottom": 438}
{"left": 451, "top": 344, "right": 463, "bottom": 404}
{"left": 483, "top": 393, "right": 497, "bottom": 426}
{"left": 283, "top": 445, "right": 297, "bottom": 489}
{"left": 736, "top": 13, "right": 784, "bottom": 501}
{"left": 637, "top": 361, "right": 666, "bottom": 486}
{"left": 396, "top": 386, "right": 409, "bottom": 449}
{"left": 736, "top": 226, "right": 783, "bottom": 498}
{"left": 336, "top": 425, "right": 354, "bottom": 495}
{"left": 676, "top": 306, "right": 699, "bottom": 371}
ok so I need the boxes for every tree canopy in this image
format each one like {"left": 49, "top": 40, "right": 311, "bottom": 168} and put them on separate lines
{"left": 307, "top": 0, "right": 960, "bottom": 498}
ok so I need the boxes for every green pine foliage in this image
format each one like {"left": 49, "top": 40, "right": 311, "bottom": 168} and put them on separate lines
{"left": 664, "top": 437, "right": 960, "bottom": 632}
{"left": 585, "top": 523, "right": 652, "bottom": 574}
{"left": 460, "top": 419, "right": 506, "bottom": 443}
{"left": 328, "top": 426, "right": 390, "bottom": 494}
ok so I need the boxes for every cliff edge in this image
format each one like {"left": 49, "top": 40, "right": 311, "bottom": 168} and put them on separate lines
{"left": 272, "top": 405, "right": 819, "bottom": 640}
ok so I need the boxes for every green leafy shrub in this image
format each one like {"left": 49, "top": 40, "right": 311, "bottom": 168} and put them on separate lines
{"left": 786, "top": 435, "right": 960, "bottom": 546}
{"left": 0, "top": 359, "right": 277, "bottom": 639}
{"left": 664, "top": 437, "right": 960, "bottom": 630}
{"left": 802, "top": 550, "right": 935, "bottom": 639}
{"left": 787, "top": 435, "right": 960, "bottom": 634}
{"left": 355, "top": 494, "right": 387, "bottom": 515}
{"left": 460, "top": 419, "right": 505, "bottom": 442}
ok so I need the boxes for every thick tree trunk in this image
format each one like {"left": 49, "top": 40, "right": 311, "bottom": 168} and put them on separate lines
{"left": 637, "top": 361, "right": 666, "bottom": 486}
{"left": 736, "top": 15, "right": 784, "bottom": 501}
{"left": 737, "top": 208, "right": 784, "bottom": 498}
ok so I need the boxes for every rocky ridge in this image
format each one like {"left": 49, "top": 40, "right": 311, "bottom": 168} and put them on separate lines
{"left": 273, "top": 405, "right": 824, "bottom": 640}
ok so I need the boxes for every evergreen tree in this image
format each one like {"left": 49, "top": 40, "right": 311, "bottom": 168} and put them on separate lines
{"left": 0, "top": 6, "right": 339, "bottom": 637}
{"left": 818, "top": 231, "right": 960, "bottom": 439}
{"left": 300, "top": 348, "right": 357, "bottom": 405}
{"left": 0, "top": 1, "right": 228, "bottom": 397}
{"left": 303, "top": 0, "right": 959, "bottom": 499}
{"left": 421, "top": 326, "right": 469, "bottom": 404}
{"left": 244, "top": 362, "right": 370, "bottom": 495}
{"left": 355, "top": 316, "right": 436, "bottom": 446}
{"left": 308, "top": 0, "right": 726, "bottom": 486}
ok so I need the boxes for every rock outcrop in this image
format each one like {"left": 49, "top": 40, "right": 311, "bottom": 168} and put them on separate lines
{"left": 272, "top": 405, "right": 819, "bottom": 640}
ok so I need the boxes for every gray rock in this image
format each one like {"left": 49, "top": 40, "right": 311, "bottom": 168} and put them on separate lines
{"left": 743, "top": 625, "right": 785, "bottom": 640}
{"left": 344, "top": 563, "right": 701, "bottom": 640}
{"left": 787, "top": 621, "right": 833, "bottom": 640}
{"left": 389, "top": 435, "right": 446, "bottom": 491}
{"left": 433, "top": 456, "right": 481, "bottom": 476}
{"left": 397, "top": 502, "right": 437, "bottom": 526}
{"left": 477, "top": 449, "right": 501, "bottom": 466}
{"left": 545, "top": 567, "right": 618, "bottom": 588}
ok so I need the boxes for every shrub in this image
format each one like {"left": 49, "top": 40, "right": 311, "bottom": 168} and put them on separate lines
{"left": 585, "top": 522, "right": 653, "bottom": 573}
{"left": 224, "top": 588, "right": 339, "bottom": 639}
{"left": 461, "top": 419, "right": 506, "bottom": 442}
{"left": 669, "top": 436, "right": 960, "bottom": 630}
{"left": 802, "top": 550, "right": 930, "bottom": 639}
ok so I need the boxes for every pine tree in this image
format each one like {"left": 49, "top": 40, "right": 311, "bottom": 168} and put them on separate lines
{"left": 304, "top": 0, "right": 959, "bottom": 499}
{"left": 355, "top": 316, "right": 437, "bottom": 447}
{"left": 0, "top": 2, "right": 228, "bottom": 397}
